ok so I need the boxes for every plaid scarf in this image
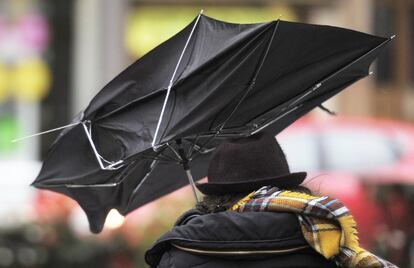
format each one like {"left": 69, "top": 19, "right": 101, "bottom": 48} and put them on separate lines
{"left": 231, "top": 186, "right": 398, "bottom": 268}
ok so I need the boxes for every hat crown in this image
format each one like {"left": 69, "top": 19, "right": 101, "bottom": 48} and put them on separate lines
{"left": 207, "top": 133, "right": 291, "bottom": 184}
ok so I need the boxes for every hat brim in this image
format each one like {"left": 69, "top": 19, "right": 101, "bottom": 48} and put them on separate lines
{"left": 196, "top": 172, "right": 307, "bottom": 195}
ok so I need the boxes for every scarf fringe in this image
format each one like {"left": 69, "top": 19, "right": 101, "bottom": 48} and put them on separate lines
{"left": 338, "top": 215, "right": 359, "bottom": 252}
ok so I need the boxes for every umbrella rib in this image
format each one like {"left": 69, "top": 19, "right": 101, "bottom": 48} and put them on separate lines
{"left": 286, "top": 37, "right": 393, "bottom": 109}
{"left": 160, "top": 152, "right": 182, "bottom": 163}
{"left": 85, "top": 124, "right": 117, "bottom": 165}
{"left": 316, "top": 37, "right": 392, "bottom": 86}
{"left": 41, "top": 158, "right": 157, "bottom": 189}
{"left": 189, "top": 133, "right": 218, "bottom": 159}
{"left": 250, "top": 36, "right": 393, "bottom": 135}
{"left": 81, "top": 121, "right": 124, "bottom": 170}
{"left": 166, "top": 142, "right": 183, "bottom": 162}
{"left": 11, "top": 122, "right": 81, "bottom": 143}
{"left": 141, "top": 153, "right": 170, "bottom": 162}
{"left": 142, "top": 151, "right": 181, "bottom": 163}
{"left": 192, "top": 143, "right": 216, "bottom": 155}
{"left": 132, "top": 160, "right": 159, "bottom": 195}
{"left": 186, "top": 135, "right": 200, "bottom": 159}
{"left": 41, "top": 161, "right": 137, "bottom": 188}
{"left": 152, "top": 10, "right": 204, "bottom": 149}
{"left": 216, "top": 20, "right": 280, "bottom": 133}
{"left": 250, "top": 105, "right": 301, "bottom": 135}
{"left": 125, "top": 160, "right": 160, "bottom": 210}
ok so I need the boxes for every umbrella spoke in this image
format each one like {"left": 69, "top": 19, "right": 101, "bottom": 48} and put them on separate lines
{"left": 166, "top": 142, "right": 183, "bottom": 162}
{"left": 186, "top": 135, "right": 200, "bottom": 159}
{"left": 140, "top": 153, "right": 177, "bottom": 163}
{"left": 142, "top": 145, "right": 182, "bottom": 163}
{"left": 124, "top": 160, "right": 160, "bottom": 211}
{"left": 189, "top": 132, "right": 219, "bottom": 159}
{"left": 152, "top": 11, "right": 204, "bottom": 148}
{"left": 82, "top": 121, "right": 125, "bottom": 170}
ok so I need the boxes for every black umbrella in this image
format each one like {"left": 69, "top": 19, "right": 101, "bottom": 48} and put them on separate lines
{"left": 32, "top": 12, "right": 392, "bottom": 233}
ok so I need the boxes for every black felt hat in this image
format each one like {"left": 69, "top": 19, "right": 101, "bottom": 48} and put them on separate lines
{"left": 196, "top": 132, "right": 306, "bottom": 195}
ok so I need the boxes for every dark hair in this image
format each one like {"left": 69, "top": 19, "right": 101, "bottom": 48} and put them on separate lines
{"left": 196, "top": 192, "right": 250, "bottom": 214}
{"left": 196, "top": 185, "right": 312, "bottom": 214}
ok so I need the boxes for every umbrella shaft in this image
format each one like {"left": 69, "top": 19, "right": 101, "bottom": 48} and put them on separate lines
{"left": 176, "top": 139, "right": 200, "bottom": 203}
{"left": 185, "top": 169, "right": 200, "bottom": 203}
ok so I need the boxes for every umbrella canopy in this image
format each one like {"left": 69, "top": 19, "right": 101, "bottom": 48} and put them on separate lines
{"left": 33, "top": 13, "right": 392, "bottom": 233}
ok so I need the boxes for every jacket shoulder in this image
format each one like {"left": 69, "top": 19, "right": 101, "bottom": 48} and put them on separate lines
{"left": 146, "top": 211, "right": 338, "bottom": 267}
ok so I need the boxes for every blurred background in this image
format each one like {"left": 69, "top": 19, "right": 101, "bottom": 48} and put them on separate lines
{"left": 0, "top": 0, "right": 413, "bottom": 267}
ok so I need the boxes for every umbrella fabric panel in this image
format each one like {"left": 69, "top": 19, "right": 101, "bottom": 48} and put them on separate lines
{"left": 176, "top": 15, "right": 271, "bottom": 83}
{"left": 121, "top": 149, "right": 211, "bottom": 215}
{"left": 82, "top": 18, "right": 196, "bottom": 120}
{"left": 263, "top": 41, "right": 388, "bottom": 136}
{"left": 37, "top": 140, "right": 212, "bottom": 233}
{"left": 121, "top": 162, "right": 190, "bottom": 215}
{"left": 84, "top": 15, "right": 269, "bottom": 122}
{"left": 92, "top": 95, "right": 163, "bottom": 162}
{"left": 159, "top": 20, "right": 388, "bottom": 142}
{"left": 36, "top": 158, "right": 154, "bottom": 233}
{"left": 224, "top": 25, "right": 386, "bottom": 128}
{"left": 32, "top": 185, "right": 113, "bottom": 234}
{"left": 157, "top": 22, "right": 276, "bottom": 143}
{"left": 34, "top": 124, "right": 118, "bottom": 186}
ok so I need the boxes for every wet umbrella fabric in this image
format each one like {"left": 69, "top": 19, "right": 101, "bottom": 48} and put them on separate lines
{"left": 33, "top": 14, "right": 391, "bottom": 233}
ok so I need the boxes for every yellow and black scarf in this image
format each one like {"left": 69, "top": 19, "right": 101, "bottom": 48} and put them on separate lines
{"left": 231, "top": 186, "right": 398, "bottom": 268}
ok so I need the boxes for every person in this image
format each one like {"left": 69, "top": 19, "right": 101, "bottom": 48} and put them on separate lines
{"left": 145, "top": 133, "right": 397, "bottom": 268}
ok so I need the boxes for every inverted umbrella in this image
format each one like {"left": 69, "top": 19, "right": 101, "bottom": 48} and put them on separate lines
{"left": 32, "top": 12, "right": 392, "bottom": 233}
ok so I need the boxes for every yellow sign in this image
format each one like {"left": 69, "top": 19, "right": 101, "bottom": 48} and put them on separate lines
{"left": 125, "top": 5, "right": 298, "bottom": 57}
{"left": 10, "top": 58, "right": 51, "bottom": 102}
{"left": 0, "top": 58, "right": 51, "bottom": 103}
{"left": 0, "top": 63, "right": 10, "bottom": 102}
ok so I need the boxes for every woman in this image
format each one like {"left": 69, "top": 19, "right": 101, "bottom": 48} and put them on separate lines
{"left": 145, "top": 133, "right": 396, "bottom": 268}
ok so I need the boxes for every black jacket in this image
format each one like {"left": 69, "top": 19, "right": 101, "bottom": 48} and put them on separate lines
{"left": 145, "top": 210, "right": 338, "bottom": 268}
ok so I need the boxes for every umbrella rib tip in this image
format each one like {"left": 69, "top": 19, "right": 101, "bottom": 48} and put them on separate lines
{"left": 390, "top": 34, "right": 396, "bottom": 40}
